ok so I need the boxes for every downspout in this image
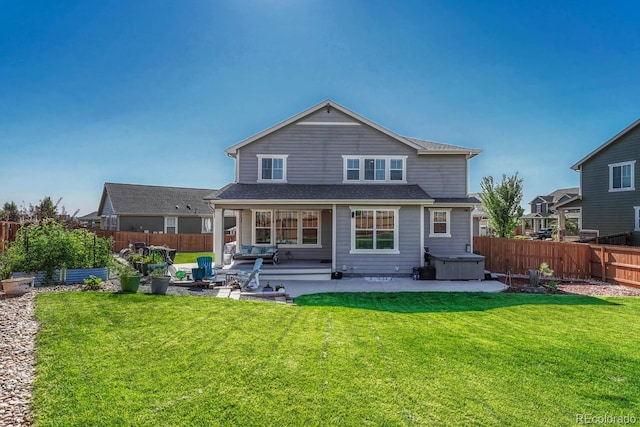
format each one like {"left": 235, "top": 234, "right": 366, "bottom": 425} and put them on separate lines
{"left": 332, "top": 204, "right": 337, "bottom": 273}
{"left": 420, "top": 204, "right": 425, "bottom": 267}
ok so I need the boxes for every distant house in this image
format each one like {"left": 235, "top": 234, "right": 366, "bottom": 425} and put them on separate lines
{"left": 97, "top": 183, "right": 235, "bottom": 234}
{"left": 556, "top": 118, "right": 640, "bottom": 245}
{"left": 205, "top": 99, "right": 482, "bottom": 274}
{"left": 78, "top": 211, "right": 100, "bottom": 228}
{"left": 521, "top": 187, "right": 580, "bottom": 234}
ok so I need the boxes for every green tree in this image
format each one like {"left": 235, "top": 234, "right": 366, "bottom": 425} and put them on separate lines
{"left": 0, "top": 202, "right": 19, "bottom": 221}
{"left": 31, "top": 196, "right": 60, "bottom": 221}
{"left": 479, "top": 173, "right": 525, "bottom": 238}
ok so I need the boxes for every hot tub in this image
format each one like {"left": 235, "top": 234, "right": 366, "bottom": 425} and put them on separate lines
{"left": 428, "top": 253, "right": 485, "bottom": 280}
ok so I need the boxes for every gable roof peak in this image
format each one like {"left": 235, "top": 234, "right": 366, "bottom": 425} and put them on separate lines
{"left": 571, "top": 117, "right": 640, "bottom": 170}
{"left": 224, "top": 100, "right": 481, "bottom": 158}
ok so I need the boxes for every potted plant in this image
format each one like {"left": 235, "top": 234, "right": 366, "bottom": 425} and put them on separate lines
{"left": 144, "top": 250, "right": 164, "bottom": 276}
{"left": 275, "top": 284, "right": 286, "bottom": 294}
{"left": 149, "top": 266, "right": 171, "bottom": 295}
{"left": 129, "top": 253, "right": 145, "bottom": 274}
{"left": 112, "top": 261, "right": 142, "bottom": 293}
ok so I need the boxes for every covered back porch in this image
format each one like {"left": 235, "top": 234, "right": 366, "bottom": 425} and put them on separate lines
{"left": 212, "top": 204, "right": 335, "bottom": 274}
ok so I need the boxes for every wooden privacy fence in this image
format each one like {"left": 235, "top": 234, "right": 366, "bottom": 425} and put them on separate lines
{"left": 474, "top": 236, "right": 640, "bottom": 288}
{"left": 0, "top": 221, "right": 21, "bottom": 252}
{"left": 93, "top": 230, "right": 233, "bottom": 252}
{"left": 591, "top": 244, "right": 640, "bottom": 289}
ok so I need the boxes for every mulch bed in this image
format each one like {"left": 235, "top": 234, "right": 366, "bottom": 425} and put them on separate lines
{"left": 497, "top": 275, "right": 640, "bottom": 297}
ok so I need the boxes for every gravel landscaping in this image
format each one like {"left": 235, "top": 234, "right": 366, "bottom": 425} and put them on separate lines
{"left": 497, "top": 275, "right": 640, "bottom": 296}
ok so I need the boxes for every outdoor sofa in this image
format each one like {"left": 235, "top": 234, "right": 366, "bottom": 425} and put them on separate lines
{"left": 233, "top": 245, "right": 279, "bottom": 264}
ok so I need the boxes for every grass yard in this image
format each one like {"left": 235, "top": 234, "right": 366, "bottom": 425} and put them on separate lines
{"left": 33, "top": 292, "right": 640, "bottom": 426}
{"left": 172, "top": 252, "right": 215, "bottom": 264}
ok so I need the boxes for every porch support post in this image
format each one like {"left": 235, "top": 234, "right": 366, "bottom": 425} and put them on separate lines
{"left": 332, "top": 204, "right": 337, "bottom": 272}
{"left": 213, "top": 208, "right": 224, "bottom": 268}
{"left": 469, "top": 206, "right": 474, "bottom": 251}
{"left": 420, "top": 205, "right": 425, "bottom": 267}
{"left": 236, "top": 210, "right": 242, "bottom": 245}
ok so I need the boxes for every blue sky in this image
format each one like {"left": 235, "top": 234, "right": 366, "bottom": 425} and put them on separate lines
{"left": 1, "top": 0, "right": 639, "bottom": 216}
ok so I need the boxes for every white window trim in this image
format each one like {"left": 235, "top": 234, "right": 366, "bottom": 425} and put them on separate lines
{"left": 202, "top": 217, "right": 213, "bottom": 234}
{"left": 164, "top": 216, "right": 178, "bottom": 234}
{"left": 251, "top": 209, "right": 322, "bottom": 248}
{"left": 257, "top": 155, "right": 288, "bottom": 182}
{"left": 429, "top": 208, "right": 452, "bottom": 238}
{"left": 342, "top": 155, "right": 407, "bottom": 183}
{"left": 634, "top": 206, "right": 640, "bottom": 232}
{"left": 608, "top": 160, "right": 635, "bottom": 192}
{"left": 349, "top": 206, "right": 400, "bottom": 254}
{"left": 253, "top": 210, "right": 273, "bottom": 245}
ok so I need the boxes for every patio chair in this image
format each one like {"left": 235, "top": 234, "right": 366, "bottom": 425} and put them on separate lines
{"left": 227, "top": 258, "right": 263, "bottom": 291}
{"left": 197, "top": 256, "right": 216, "bottom": 279}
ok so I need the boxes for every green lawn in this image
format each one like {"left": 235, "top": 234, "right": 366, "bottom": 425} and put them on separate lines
{"left": 33, "top": 292, "right": 640, "bottom": 426}
{"left": 172, "top": 252, "right": 215, "bottom": 264}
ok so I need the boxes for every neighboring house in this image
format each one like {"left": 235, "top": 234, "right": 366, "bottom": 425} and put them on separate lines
{"left": 205, "top": 100, "right": 482, "bottom": 275}
{"left": 469, "top": 193, "right": 491, "bottom": 236}
{"left": 78, "top": 211, "right": 101, "bottom": 228}
{"left": 521, "top": 187, "right": 580, "bottom": 234}
{"left": 97, "top": 183, "right": 235, "bottom": 233}
{"left": 556, "top": 118, "right": 640, "bottom": 245}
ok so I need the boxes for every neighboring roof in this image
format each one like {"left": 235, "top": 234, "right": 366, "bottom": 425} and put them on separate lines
{"left": 571, "top": 118, "right": 640, "bottom": 170}
{"left": 521, "top": 212, "right": 555, "bottom": 219}
{"left": 553, "top": 195, "right": 581, "bottom": 210}
{"left": 78, "top": 211, "right": 99, "bottom": 220}
{"left": 206, "top": 183, "right": 433, "bottom": 203}
{"left": 225, "top": 99, "right": 482, "bottom": 159}
{"left": 98, "top": 183, "right": 216, "bottom": 216}
{"left": 528, "top": 187, "right": 579, "bottom": 204}
{"left": 548, "top": 187, "right": 579, "bottom": 200}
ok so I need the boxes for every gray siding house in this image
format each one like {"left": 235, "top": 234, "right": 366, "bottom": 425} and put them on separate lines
{"left": 521, "top": 187, "right": 580, "bottom": 234}
{"left": 557, "top": 118, "right": 640, "bottom": 245}
{"left": 98, "top": 182, "right": 235, "bottom": 234}
{"left": 206, "top": 100, "right": 482, "bottom": 275}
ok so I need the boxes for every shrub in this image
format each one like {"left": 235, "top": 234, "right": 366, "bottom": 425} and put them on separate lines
{"left": 0, "top": 220, "right": 113, "bottom": 284}
{"left": 83, "top": 275, "right": 103, "bottom": 290}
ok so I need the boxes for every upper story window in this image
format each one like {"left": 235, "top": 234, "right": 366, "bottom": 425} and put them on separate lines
{"left": 635, "top": 206, "right": 640, "bottom": 232}
{"left": 535, "top": 203, "right": 542, "bottom": 213}
{"left": 343, "top": 156, "right": 407, "bottom": 183}
{"left": 609, "top": 161, "right": 635, "bottom": 192}
{"left": 258, "top": 155, "right": 288, "bottom": 182}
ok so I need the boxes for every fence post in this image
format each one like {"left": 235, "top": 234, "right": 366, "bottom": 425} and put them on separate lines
{"left": 600, "top": 246, "right": 606, "bottom": 281}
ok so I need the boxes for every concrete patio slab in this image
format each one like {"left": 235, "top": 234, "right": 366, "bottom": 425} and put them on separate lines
{"left": 271, "top": 277, "right": 507, "bottom": 298}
